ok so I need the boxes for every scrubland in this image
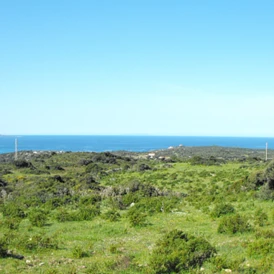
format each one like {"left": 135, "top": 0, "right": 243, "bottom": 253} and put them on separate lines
{"left": 0, "top": 150, "right": 273, "bottom": 273}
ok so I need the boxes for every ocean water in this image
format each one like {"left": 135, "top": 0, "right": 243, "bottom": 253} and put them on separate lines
{"left": 0, "top": 135, "right": 273, "bottom": 154}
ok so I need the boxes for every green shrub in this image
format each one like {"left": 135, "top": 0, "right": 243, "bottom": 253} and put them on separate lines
{"left": 255, "top": 229, "right": 274, "bottom": 239}
{"left": 256, "top": 184, "right": 274, "bottom": 200}
{"left": 44, "top": 197, "right": 64, "bottom": 210}
{"left": 78, "top": 205, "right": 100, "bottom": 220}
{"left": 256, "top": 256, "right": 274, "bottom": 273}
{"left": 2, "top": 203, "right": 26, "bottom": 219}
{"left": 55, "top": 208, "right": 73, "bottom": 222}
{"left": 254, "top": 160, "right": 274, "bottom": 200}
{"left": 143, "top": 196, "right": 179, "bottom": 214}
{"left": 264, "top": 160, "right": 274, "bottom": 186}
{"left": 189, "top": 156, "right": 224, "bottom": 166}
{"left": 106, "top": 196, "right": 126, "bottom": 210}
{"left": 124, "top": 180, "right": 161, "bottom": 197}
{"left": 254, "top": 208, "right": 268, "bottom": 227}
{"left": 2, "top": 217, "right": 21, "bottom": 230}
{"left": 149, "top": 230, "right": 216, "bottom": 273}
{"left": 85, "top": 163, "right": 104, "bottom": 174}
{"left": 127, "top": 207, "right": 147, "bottom": 227}
{"left": 1, "top": 231, "right": 17, "bottom": 246}
{"left": 18, "top": 232, "right": 59, "bottom": 251}
{"left": 72, "top": 245, "right": 89, "bottom": 259}
{"left": 109, "top": 244, "right": 121, "bottom": 254}
{"left": 210, "top": 255, "right": 244, "bottom": 272}
{"left": 79, "top": 194, "right": 101, "bottom": 206}
{"left": 121, "top": 193, "right": 141, "bottom": 207}
{"left": 0, "top": 238, "right": 8, "bottom": 258}
{"left": 127, "top": 196, "right": 179, "bottom": 217}
{"left": 71, "top": 205, "right": 100, "bottom": 221}
{"left": 102, "top": 209, "right": 121, "bottom": 222}
{"left": 28, "top": 208, "right": 48, "bottom": 227}
{"left": 210, "top": 203, "right": 235, "bottom": 218}
{"left": 247, "top": 170, "right": 265, "bottom": 190}
{"left": 247, "top": 238, "right": 274, "bottom": 257}
{"left": 218, "top": 214, "right": 252, "bottom": 234}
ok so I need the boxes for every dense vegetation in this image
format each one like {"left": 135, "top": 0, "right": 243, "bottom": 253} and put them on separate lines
{"left": 0, "top": 148, "right": 274, "bottom": 273}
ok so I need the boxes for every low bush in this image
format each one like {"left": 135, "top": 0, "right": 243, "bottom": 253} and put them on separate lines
{"left": 121, "top": 192, "right": 141, "bottom": 207}
{"left": 252, "top": 161, "right": 274, "bottom": 200}
{"left": 28, "top": 208, "right": 48, "bottom": 227}
{"left": 256, "top": 184, "right": 274, "bottom": 201}
{"left": 210, "top": 255, "right": 244, "bottom": 272}
{"left": 127, "top": 207, "right": 147, "bottom": 227}
{"left": 247, "top": 238, "right": 274, "bottom": 257}
{"left": 256, "top": 256, "right": 274, "bottom": 273}
{"left": 44, "top": 197, "right": 64, "bottom": 210}
{"left": 17, "top": 232, "right": 59, "bottom": 251}
{"left": 143, "top": 196, "right": 179, "bottom": 214}
{"left": 0, "top": 238, "right": 8, "bottom": 258}
{"left": 255, "top": 229, "right": 274, "bottom": 239}
{"left": 189, "top": 156, "right": 224, "bottom": 166}
{"left": 102, "top": 209, "right": 121, "bottom": 222}
{"left": 218, "top": 214, "right": 252, "bottom": 234}
{"left": 264, "top": 160, "right": 274, "bottom": 187}
{"left": 149, "top": 229, "right": 216, "bottom": 273}
{"left": 78, "top": 158, "right": 93, "bottom": 166}
{"left": 210, "top": 203, "right": 235, "bottom": 218}
{"left": 126, "top": 196, "right": 179, "bottom": 217}
{"left": 85, "top": 163, "right": 104, "bottom": 175}
{"left": 125, "top": 180, "right": 161, "bottom": 197}
{"left": 71, "top": 205, "right": 100, "bottom": 221}
{"left": 109, "top": 243, "right": 122, "bottom": 254}
{"left": 55, "top": 208, "right": 73, "bottom": 222}
{"left": 72, "top": 245, "right": 90, "bottom": 258}
{"left": 247, "top": 170, "right": 265, "bottom": 190}
{"left": 2, "top": 203, "right": 26, "bottom": 219}
{"left": 1, "top": 217, "right": 21, "bottom": 230}
{"left": 254, "top": 208, "right": 268, "bottom": 227}
{"left": 79, "top": 194, "right": 101, "bottom": 206}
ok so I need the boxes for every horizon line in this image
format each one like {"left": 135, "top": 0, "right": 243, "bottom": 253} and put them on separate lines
{"left": 1, "top": 134, "right": 273, "bottom": 138}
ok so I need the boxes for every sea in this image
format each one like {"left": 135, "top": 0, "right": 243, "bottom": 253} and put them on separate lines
{"left": 0, "top": 135, "right": 273, "bottom": 154}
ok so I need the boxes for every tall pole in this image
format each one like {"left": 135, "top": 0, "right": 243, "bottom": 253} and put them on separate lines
{"left": 15, "top": 138, "right": 18, "bottom": 160}
{"left": 266, "top": 142, "right": 268, "bottom": 161}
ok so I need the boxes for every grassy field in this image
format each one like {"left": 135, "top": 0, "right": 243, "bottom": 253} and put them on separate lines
{"left": 0, "top": 151, "right": 273, "bottom": 273}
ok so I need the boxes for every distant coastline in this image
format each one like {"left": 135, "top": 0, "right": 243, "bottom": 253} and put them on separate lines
{"left": 0, "top": 135, "right": 273, "bottom": 154}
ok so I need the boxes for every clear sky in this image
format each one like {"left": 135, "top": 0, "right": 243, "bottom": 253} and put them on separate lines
{"left": 0, "top": 0, "right": 273, "bottom": 136}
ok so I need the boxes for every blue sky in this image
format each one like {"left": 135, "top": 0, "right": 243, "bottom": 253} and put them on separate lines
{"left": 0, "top": 0, "right": 273, "bottom": 136}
